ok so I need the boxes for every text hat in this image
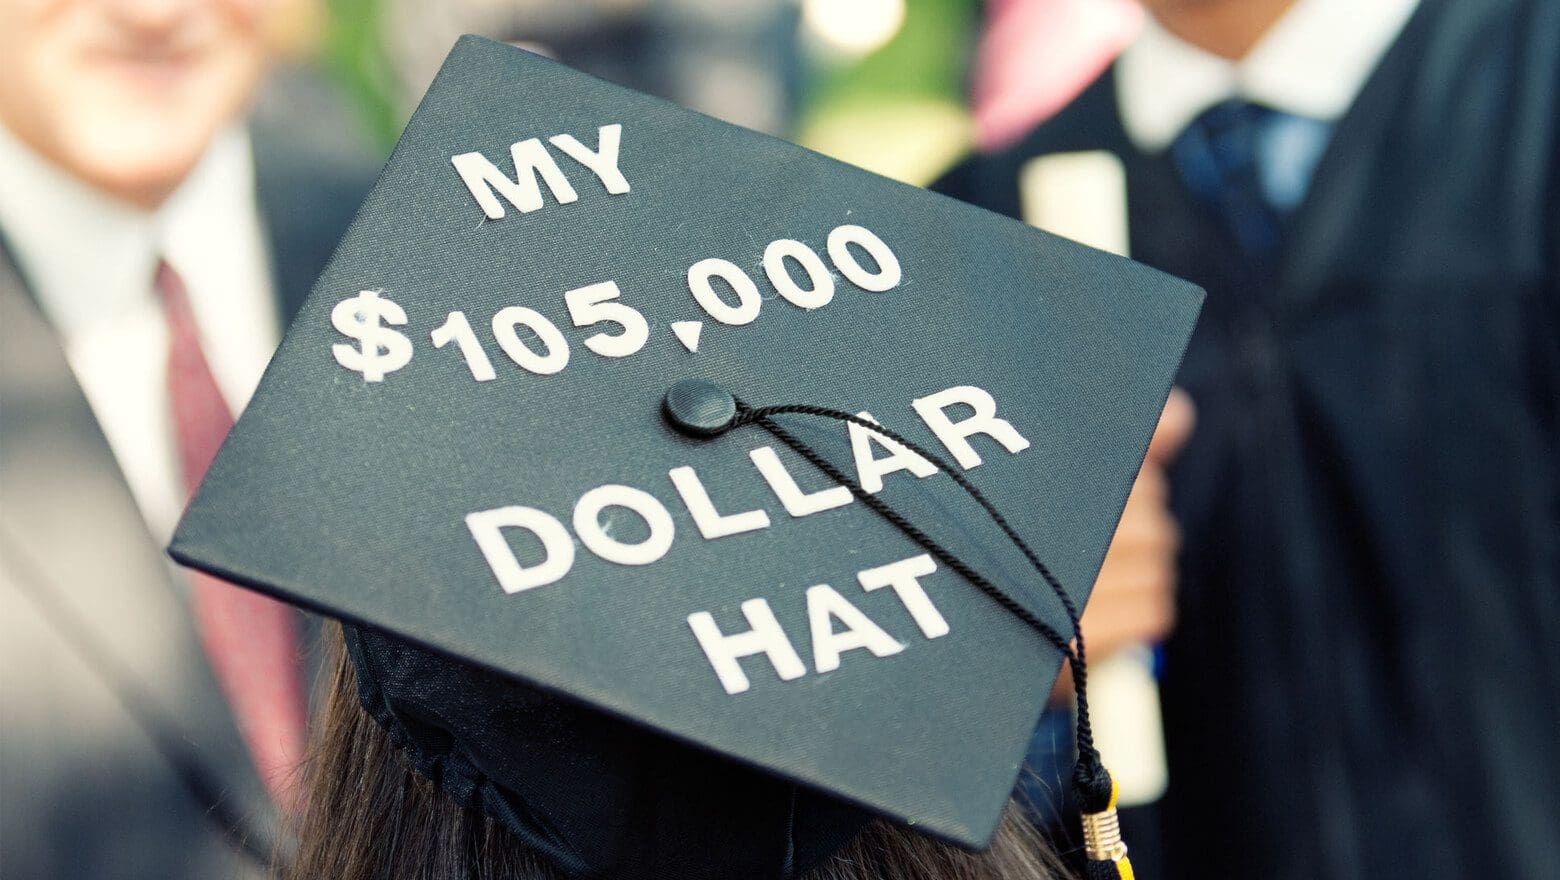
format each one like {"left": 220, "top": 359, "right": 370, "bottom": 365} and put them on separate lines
{"left": 170, "top": 35, "right": 1202, "bottom": 880}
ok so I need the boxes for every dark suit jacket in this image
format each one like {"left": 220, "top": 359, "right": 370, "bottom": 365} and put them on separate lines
{"left": 938, "top": 0, "right": 1560, "bottom": 878}
{"left": 0, "top": 122, "right": 372, "bottom": 879}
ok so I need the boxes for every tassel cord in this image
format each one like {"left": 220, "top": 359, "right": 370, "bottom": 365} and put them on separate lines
{"left": 724, "top": 403, "right": 1103, "bottom": 772}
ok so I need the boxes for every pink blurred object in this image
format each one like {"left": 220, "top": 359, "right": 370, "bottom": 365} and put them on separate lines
{"left": 973, "top": 0, "right": 1144, "bottom": 152}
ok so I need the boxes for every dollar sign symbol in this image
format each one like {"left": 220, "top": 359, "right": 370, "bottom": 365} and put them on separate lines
{"left": 331, "top": 290, "right": 414, "bottom": 382}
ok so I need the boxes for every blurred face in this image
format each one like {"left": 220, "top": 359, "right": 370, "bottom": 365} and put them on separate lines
{"left": 0, "top": 0, "right": 272, "bottom": 209}
{"left": 1132, "top": 0, "right": 1297, "bottom": 60}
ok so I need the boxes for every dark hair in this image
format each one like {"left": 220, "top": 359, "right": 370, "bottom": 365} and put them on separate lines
{"left": 281, "top": 624, "right": 1068, "bottom": 880}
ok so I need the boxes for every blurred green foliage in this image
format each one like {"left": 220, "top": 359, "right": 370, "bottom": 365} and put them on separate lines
{"left": 797, "top": 0, "right": 979, "bottom": 184}
{"left": 322, "top": 0, "right": 403, "bottom": 151}
{"left": 802, "top": 0, "right": 977, "bottom": 114}
{"left": 317, "top": 0, "right": 982, "bottom": 175}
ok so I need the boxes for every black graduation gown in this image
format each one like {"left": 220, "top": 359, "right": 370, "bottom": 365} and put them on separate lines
{"left": 936, "top": 0, "right": 1560, "bottom": 877}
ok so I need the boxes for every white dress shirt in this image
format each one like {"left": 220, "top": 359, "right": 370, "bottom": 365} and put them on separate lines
{"left": 0, "top": 123, "right": 279, "bottom": 545}
{"left": 1116, "top": 0, "right": 1422, "bottom": 151}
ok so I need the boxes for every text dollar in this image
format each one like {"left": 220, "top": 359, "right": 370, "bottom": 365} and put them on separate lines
{"left": 331, "top": 290, "right": 414, "bottom": 382}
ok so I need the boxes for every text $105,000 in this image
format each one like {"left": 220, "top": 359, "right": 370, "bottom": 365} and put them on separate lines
{"left": 329, "top": 223, "right": 901, "bottom": 383}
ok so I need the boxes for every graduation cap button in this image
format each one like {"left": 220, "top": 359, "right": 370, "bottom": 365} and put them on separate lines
{"left": 663, "top": 378, "right": 737, "bottom": 437}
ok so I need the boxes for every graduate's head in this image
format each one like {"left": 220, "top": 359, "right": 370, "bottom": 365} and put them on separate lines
{"left": 0, "top": 0, "right": 274, "bottom": 209}
{"left": 1137, "top": 0, "right": 1298, "bottom": 59}
{"left": 283, "top": 623, "right": 1067, "bottom": 880}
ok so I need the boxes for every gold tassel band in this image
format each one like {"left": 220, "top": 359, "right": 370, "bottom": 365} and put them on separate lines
{"left": 1081, "top": 804, "right": 1128, "bottom": 863}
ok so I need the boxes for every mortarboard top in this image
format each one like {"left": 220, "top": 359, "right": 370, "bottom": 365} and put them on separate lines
{"left": 170, "top": 35, "right": 1201, "bottom": 855}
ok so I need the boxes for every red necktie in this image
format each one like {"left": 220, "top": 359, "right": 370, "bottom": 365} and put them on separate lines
{"left": 156, "top": 259, "right": 307, "bottom": 809}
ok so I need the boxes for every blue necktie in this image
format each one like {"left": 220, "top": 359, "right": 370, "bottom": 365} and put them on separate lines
{"left": 1171, "top": 100, "right": 1321, "bottom": 263}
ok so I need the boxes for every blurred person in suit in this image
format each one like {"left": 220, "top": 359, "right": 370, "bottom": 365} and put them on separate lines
{"left": 938, "top": 0, "right": 1560, "bottom": 878}
{"left": 0, "top": 0, "right": 372, "bottom": 876}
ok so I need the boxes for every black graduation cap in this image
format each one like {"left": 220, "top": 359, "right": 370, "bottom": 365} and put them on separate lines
{"left": 170, "top": 35, "right": 1200, "bottom": 879}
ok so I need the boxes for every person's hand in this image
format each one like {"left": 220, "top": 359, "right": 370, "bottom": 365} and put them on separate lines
{"left": 1052, "top": 389, "right": 1194, "bottom": 702}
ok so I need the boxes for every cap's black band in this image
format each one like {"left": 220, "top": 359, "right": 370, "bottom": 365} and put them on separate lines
{"left": 342, "top": 620, "right": 869, "bottom": 880}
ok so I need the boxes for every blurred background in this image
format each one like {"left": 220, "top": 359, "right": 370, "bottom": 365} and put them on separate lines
{"left": 269, "top": 0, "right": 1134, "bottom": 184}
{"left": 4, "top": 1, "right": 1555, "bottom": 879}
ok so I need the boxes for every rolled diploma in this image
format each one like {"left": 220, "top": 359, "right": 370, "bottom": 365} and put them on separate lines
{"left": 1021, "top": 149, "right": 1168, "bottom": 806}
